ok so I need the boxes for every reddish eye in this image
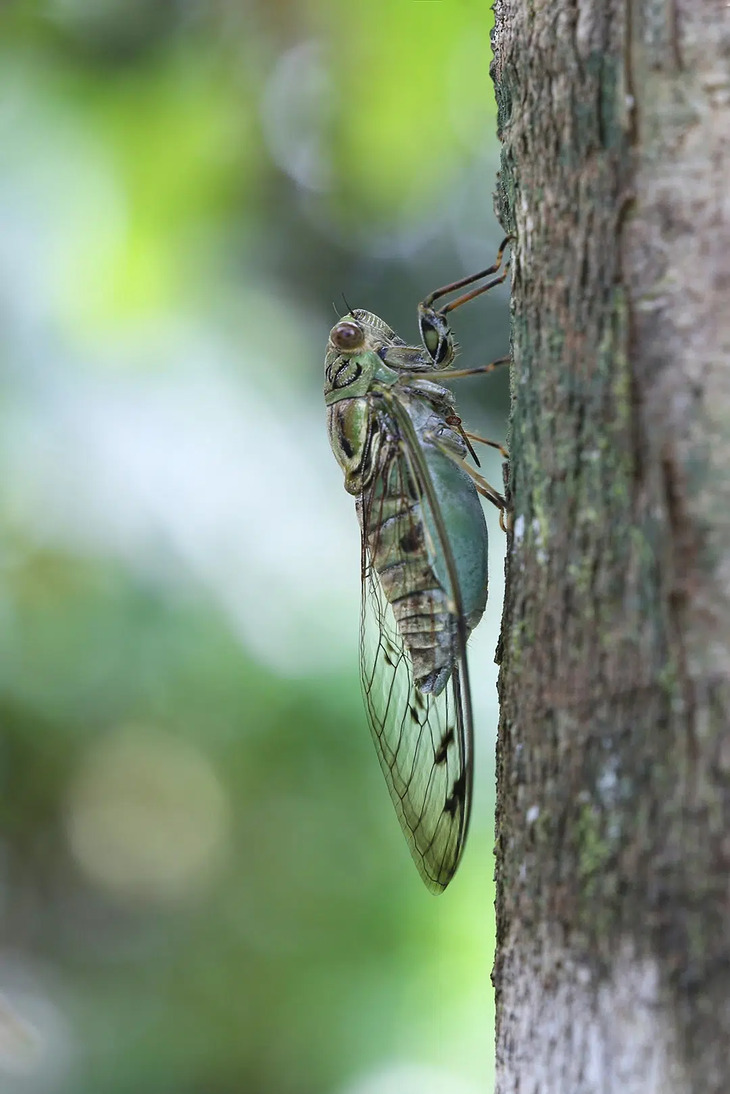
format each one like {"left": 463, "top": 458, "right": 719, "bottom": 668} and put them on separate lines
{"left": 331, "top": 320, "right": 364, "bottom": 351}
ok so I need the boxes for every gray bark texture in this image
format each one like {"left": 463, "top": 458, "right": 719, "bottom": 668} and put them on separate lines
{"left": 490, "top": 1, "right": 730, "bottom": 1091}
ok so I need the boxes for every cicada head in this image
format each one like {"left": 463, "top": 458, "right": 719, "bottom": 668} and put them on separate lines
{"left": 324, "top": 309, "right": 403, "bottom": 403}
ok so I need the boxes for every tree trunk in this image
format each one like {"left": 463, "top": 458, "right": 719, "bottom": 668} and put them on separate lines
{"left": 490, "top": 2, "right": 730, "bottom": 1091}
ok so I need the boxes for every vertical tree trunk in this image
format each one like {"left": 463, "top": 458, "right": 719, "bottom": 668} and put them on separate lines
{"left": 491, "top": 2, "right": 730, "bottom": 1091}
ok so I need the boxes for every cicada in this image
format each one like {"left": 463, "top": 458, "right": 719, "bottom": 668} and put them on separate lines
{"left": 324, "top": 240, "right": 510, "bottom": 892}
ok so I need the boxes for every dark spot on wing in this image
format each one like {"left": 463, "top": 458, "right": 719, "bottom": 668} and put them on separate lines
{"left": 434, "top": 726, "right": 455, "bottom": 765}
{"left": 444, "top": 771, "right": 466, "bottom": 817}
{"left": 409, "top": 705, "right": 420, "bottom": 723}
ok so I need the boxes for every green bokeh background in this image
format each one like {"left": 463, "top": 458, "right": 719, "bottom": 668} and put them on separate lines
{"left": 0, "top": 2, "right": 510, "bottom": 1092}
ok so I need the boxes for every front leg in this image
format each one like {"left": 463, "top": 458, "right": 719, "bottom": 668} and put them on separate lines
{"left": 417, "top": 237, "right": 512, "bottom": 367}
{"left": 402, "top": 355, "right": 512, "bottom": 385}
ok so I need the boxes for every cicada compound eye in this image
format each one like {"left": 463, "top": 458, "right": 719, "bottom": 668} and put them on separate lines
{"left": 331, "top": 320, "right": 365, "bottom": 352}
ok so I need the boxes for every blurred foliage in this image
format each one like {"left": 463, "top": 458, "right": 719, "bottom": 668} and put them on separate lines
{"left": 0, "top": 1, "right": 509, "bottom": 1092}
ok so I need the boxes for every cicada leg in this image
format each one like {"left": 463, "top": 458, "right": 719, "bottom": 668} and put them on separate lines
{"left": 429, "top": 417, "right": 511, "bottom": 534}
{"left": 417, "top": 239, "right": 512, "bottom": 368}
{"left": 462, "top": 430, "right": 509, "bottom": 461}
{"left": 455, "top": 456, "right": 512, "bottom": 533}
{"left": 445, "top": 415, "right": 509, "bottom": 464}
{"left": 420, "top": 236, "right": 512, "bottom": 312}
{"left": 444, "top": 414, "right": 481, "bottom": 466}
{"left": 462, "top": 458, "right": 512, "bottom": 533}
{"left": 456, "top": 460, "right": 506, "bottom": 513}
{"left": 407, "top": 354, "right": 512, "bottom": 385}
{"left": 425, "top": 427, "right": 506, "bottom": 513}
{"left": 461, "top": 464, "right": 512, "bottom": 534}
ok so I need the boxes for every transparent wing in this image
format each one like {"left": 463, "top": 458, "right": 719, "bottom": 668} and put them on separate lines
{"left": 358, "top": 421, "right": 474, "bottom": 893}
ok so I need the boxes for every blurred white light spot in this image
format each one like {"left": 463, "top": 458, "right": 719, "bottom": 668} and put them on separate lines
{"left": 0, "top": 955, "right": 75, "bottom": 1085}
{"left": 64, "top": 725, "right": 230, "bottom": 904}
{"left": 340, "top": 1062, "right": 481, "bottom": 1094}
{"left": 262, "top": 41, "right": 332, "bottom": 191}
{"left": 0, "top": 993, "right": 42, "bottom": 1074}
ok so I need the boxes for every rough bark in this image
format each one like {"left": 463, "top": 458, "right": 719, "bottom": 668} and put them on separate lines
{"left": 491, "top": 2, "right": 730, "bottom": 1091}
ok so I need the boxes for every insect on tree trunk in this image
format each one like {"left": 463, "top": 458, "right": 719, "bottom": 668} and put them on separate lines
{"left": 490, "top": 2, "right": 730, "bottom": 1091}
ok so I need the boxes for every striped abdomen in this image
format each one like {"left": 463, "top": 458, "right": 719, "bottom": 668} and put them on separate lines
{"left": 357, "top": 475, "right": 458, "bottom": 695}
